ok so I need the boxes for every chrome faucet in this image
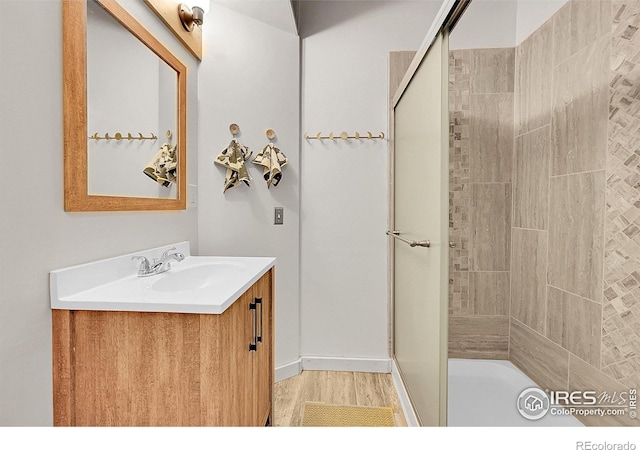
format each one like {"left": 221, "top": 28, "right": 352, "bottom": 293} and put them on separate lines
{"left": 152, "top": 247, "right": 185, "bottom": 274}
{"left": 132, "top": 247, "right": 185, "bottom": 277}
{"left": 132, "top": 255, "right": 154, "bottom": 277}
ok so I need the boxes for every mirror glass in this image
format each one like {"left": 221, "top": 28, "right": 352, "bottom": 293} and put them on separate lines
{"left": 87, "top": 0, "right": 178, "bottom": 199}
{"left": 63, "top": 0, "right": 186, "bottom": 211}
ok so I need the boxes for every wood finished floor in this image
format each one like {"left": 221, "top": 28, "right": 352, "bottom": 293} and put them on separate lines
{"left": 273, "top": 370, "right": 407, "bottom": 427}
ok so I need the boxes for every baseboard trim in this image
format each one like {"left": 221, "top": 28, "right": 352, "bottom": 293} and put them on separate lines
{"left": 275, "top": 356, "right": 392, "bottom": 381}
{"left": 301, "top": 356, "right": 391, "bottom": 373}
{"left": 391, "top": 359, "right": 420, "bottom": 427}
{"left": 275, "top": 359, "right": 302, "bottom": 382}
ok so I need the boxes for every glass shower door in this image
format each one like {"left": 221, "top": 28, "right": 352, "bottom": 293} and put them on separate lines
{"left": 392, "top": 31, "right": 449, "bottom": 426}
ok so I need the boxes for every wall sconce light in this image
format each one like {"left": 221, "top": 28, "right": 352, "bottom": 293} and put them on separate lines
{"left": 178, "top": 0, "right": 210, "bottom": 31}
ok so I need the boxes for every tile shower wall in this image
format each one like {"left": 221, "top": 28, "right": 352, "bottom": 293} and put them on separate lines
{"left": 508, "top": 0, "right": 637, "bottom": 426}
{"left": 604, "top": 0, "right": 640, "bottom": 391}
{"left": 448, "top": 48, "right": 513, "bottom": 359}
{"left": 450, "top": 0, "right": 640, "bottom": 425}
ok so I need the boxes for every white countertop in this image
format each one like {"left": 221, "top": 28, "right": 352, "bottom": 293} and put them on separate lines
{"left": 50, "top": 242, "right": 276, "bottom": 314}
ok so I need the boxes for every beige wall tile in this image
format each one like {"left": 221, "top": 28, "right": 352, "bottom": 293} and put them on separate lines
{"left": 569, "top": 354, "right": 637, "bottom": 426}
{"left": 546, "top": 286, "right": 602, "bottom": 367}
{"left": 552, "top": 35, "right": 609, "bottom": 176}
{"left": 548, "top": 171, "right": 605, "bottom": 301}
{"left": 603, "top": 1, "right": 640, "bottom": 392}
{"left": 389, "top": 51, "right": 416, "bottom": 105}
{"left": 470, "top": 183, "right": 511, "bottom": 271}
{"left": 450, "top": 270, "right": 470, "bottom": 315}
{"left": 449, "top": 316, "right": 509, "bottom": 359}
{"left": 470, "top": 272, "right": 509, "bottom": 316}
{"left": 511, "top": 229, "right": 548, "bottom": 334}
{"left": 553, "top": 1, "right": 611, "bottom": 66}
{"left": 601, "top": 358, "right": 640, "bottom": 394}
{"left": 513, "top": 125, "right": 550, "bottom": 230}
{"left": 552, "top": 2, "right": 572, "bottom": 66}
{"left": 470, "top": 48, "right": 515, "bottom": 94}
{"left": 510, "top": 318, "right": 569, "bottom": 392}
{"left": 516, "top": 18, "right": 553, "bottom": 135}
{"left": 470, "top": 94, "right": 514, "bottom": 183}
{"left": 569, "top": 0, "right": 611, "bottom": 57}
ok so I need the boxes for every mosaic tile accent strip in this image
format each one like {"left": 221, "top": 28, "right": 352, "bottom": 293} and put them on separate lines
{"left": 449, "top": 50, "right": 471, "bottom": 315}
{"left": 602, "top": 1, "right": 640, "bottom": 388}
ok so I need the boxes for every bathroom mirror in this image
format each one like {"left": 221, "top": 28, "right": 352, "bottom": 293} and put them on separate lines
{"left": 63, "top": 0, "right": 187, "bottom": 211}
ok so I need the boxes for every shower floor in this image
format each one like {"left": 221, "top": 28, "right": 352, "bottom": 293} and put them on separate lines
{"left": 448, "top": 359, "right": 583, "bottom": 426}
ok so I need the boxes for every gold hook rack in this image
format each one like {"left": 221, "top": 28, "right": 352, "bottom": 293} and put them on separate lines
{"left": 88, "top": 132, "right": 158, "bottom": 141}
{"left": 304, "top": 131, "right": 385, "bottom": 141}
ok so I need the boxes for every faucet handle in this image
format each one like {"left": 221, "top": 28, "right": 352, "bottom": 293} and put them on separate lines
{"left": 160, "top": 247, "right": 177, "bottom": 260}
{"left": 132, "top": 256, "right": 152, "bottom": 276}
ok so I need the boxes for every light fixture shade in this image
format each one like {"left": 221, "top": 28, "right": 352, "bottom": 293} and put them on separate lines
{"left": 190, "top": 0, "right": 210, "bottom": 15}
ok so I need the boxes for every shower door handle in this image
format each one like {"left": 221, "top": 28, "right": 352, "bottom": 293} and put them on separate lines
{"left": 386, "top": 230, "right": 430, "bottom": 248}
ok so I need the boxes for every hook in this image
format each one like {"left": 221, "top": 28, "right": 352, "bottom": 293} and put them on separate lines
{"left": 265, "top": 128, "right": 276, "bottom": 140}
{"left": 88, "top": 132, "right": 158, "bottom": 141}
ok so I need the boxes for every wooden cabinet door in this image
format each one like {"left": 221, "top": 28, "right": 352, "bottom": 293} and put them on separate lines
{"left": 253, "top": 270, "right": 273, "bottom": 426}
{"left": 69, "top": 311, "right": 201, "bottom": 426}
{"left": 200, "top": 289, "right": 254, "bottom": 426}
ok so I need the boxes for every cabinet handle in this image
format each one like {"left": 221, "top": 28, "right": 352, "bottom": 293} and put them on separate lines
{"left": 255, "top": 297, "right": 263, "bottom": 343}
{"left": 249, "top": 301, "right": 257, "bottom": 352}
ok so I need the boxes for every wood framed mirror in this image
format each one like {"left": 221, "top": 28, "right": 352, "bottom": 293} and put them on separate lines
{"left": 63, "top": 0, "right": 187, "bottom": 211}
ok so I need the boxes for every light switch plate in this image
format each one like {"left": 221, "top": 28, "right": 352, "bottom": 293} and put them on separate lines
{"left": 188, "top": 184, "right": 197, "bottom": 208}
{"left": 274, "top": 207, "right": 284, "bottom": 225}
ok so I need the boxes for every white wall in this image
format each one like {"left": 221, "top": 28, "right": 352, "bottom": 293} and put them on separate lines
{"left": 299, "top": 1, "right": 444, "bottom": 364}
{"left": 0, "top": 0, "right": 199, "bottom": 425}
{"left": 450, "top": 0, "right": 517, "bottom": 49}
{"left": 197, "top": 4, "right": 301, "bottom": 371}
{"left": 450, "top": 0, "right": 569, "bottom": 50}
{"left": 515, "top": 0, "right": 567, "bottom": 44}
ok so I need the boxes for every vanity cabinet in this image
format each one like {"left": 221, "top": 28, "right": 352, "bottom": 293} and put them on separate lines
{"left": 52, "top": 269, "right": 274, "bottom": 427}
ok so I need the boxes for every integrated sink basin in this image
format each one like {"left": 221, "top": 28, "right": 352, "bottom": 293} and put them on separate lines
{"left": 50, "top": 241, "right": 276, "bottom": 314}
{"left": 151, "top": 262, "right": 243, "bottom": 293}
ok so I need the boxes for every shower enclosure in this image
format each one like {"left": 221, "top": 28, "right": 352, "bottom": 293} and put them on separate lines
{"left": 391, "top": 30, "right": 450, "bottom": 426}
{"left": 391, "top": 0, "right": 639, "bottom": 427}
